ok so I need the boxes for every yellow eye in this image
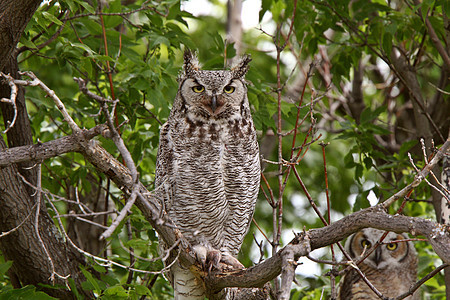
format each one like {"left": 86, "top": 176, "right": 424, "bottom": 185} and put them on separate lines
{"left": 192, "top": 85, "right": 205, "bottom": 93}
{"left": 361, "top": 240, "right": 371, "bottom": 249}
{"left": 386, "top": 243, "right": 398, "bottom": 251}
{"left": 223, "top": 85, "right": 235, "bottom": 94}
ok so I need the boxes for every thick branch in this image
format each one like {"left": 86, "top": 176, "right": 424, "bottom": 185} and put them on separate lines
{"left": 1, "top": 124, "right": 449, "bottom": 293}
{"left": 206, "top": 206, "right": 450, "bottom": 291}
{"left": 0, "top": 125, "right": 106, "bottom": 167}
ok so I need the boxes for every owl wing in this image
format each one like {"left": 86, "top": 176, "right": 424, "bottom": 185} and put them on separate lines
{"left": 154, "top": 122, "right": 174, "bottom": 213}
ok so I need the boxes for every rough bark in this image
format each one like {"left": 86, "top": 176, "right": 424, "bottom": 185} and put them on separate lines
{"left": 0, "top": 138, "right": 91, "bottom": 299}
{"left": 0, "top": 1, "right": 93, "bottom": 297}
{"left": 0, "top": 0, "right": 43, "bottom": 71}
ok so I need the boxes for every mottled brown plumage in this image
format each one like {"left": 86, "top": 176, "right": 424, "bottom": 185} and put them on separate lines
{"left": 338, "top": 228, "right": 419, "bottom": 300}
{"left": 155, "top": 50, "right": 260, "bottom": 299}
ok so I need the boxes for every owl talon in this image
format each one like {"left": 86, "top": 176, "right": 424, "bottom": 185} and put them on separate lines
{"left": 220, "top": 252, "right": 244, "bottom": 270}
{"left": 206, "top": 249, "right": 222, "bottom": 273}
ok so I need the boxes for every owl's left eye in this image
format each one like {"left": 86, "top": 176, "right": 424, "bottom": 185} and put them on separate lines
{"left": 192, "top": 85, "right": 205, "bottom": 93}
{"left": 223, "top": 85, "right": 235, "bottom": 94}
{"left": 361, "top": 240, "right": 371, "bottom": 249}
{"left": 386, "top": 243, "right": 398, "bottom": 251}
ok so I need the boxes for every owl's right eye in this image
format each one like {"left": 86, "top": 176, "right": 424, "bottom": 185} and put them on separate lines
{"left": 361, "top": 240, "right": 372, "bottom": 248}
{"left": 192, "top": 85, "right": 205, "bottom": 93}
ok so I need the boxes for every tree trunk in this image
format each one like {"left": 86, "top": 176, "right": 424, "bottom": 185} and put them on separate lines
{"left": 0, "top": 138, "right": 90, "bottom": 298}
{"left": 0, "top": 0, "right": 92, "bottom": 298}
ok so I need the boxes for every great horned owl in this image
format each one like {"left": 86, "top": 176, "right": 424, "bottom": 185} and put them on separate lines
{"left": 338, "top": 228, "right": 419, "bottom": 300}
{"left": 155, "top": 50, "right": 260, "bottom": 299}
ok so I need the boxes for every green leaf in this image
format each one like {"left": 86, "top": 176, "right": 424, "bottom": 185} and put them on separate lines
{"left": 0, "top": 261, "right": 13, "bottom": 276}
{"left": 344, "top": 152, "right": 356, "bottom": 168}
{"left": 353, "top": 192, "right": 371, "bottom": 211}
{"left": 271, "top": 0, "right": 286, "bottom": 23}
{"left": 104, "top": 285, "right": 128, "bottom": 296}
{"left": 0, "top": 285, "right": 58, "bottom": 300}
{"left": 81, "top": 268, "right": 102, "bottom": 293}
{"left": 78, "top": 0, "right": 95, "bottom": 13}
{"left": 42, "top": 11, "right": 63, "bottom": 25}
{"left": 20, "top": 38, "right": 38, "bottom": 49}
{"left": 355, "top": 163, "right": 363, "bottom": 180}
{"left": 399, "top": 140, "right": 418, "bottom": 156}
{"left": 134, "top": 285, "right": 151, "bottom": 296}
{"left": 382, "top": 32, "right": 393, "bottom": 56}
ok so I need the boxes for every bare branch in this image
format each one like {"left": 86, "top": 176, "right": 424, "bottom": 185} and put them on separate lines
{"left": 205, "top": 206, "right": 450, "bottom": 291}
{"left": 0, "top": 125, "right": 106, "bottom": 167}
{"left": 383, "top": 137, "right": 450, "bottom": 208}
{"left": 0, "top": 72, "right": 18, "bottom": 133}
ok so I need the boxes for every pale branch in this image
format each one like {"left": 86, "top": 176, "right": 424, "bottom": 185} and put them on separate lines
{"left": 0, "top": 72, "right": 18, "bottom": 133}
{"left": 382, "top": 136, "right": 450, "bottom": 208}
{"left": 77, "top": 142, "right": 197, "bottom": 268}
{"left": 99, "top": 186, "right": 138, "bottom": 240}
{"left": 206, "top": 206, "right": 450, "bottom": 291}
{"left": 74, "top": 77, "right": 143, "bottom": 241}
{"left": 16, "top": 71, "right": 82, "bottom": 134}
{"left": 74, "top": 77, "right": 138, "bottom": 183}
{"left": 46, "top": 191, "right": 180, "bottom": 275}
{"left": 0, "top": 125, "right": 106, "bottom": 167}
{"left": 278, "top": 232, "right": 310, "bottom": 299}
{"left": 32, "top": 163, "right": 70, "bottom": 284}
{"left": 0, "top": 202, "right": 37, "bottom": 238}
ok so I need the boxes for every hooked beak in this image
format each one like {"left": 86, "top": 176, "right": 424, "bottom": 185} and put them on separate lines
{"left": 374, "top": 247, "right": 382, "bottom": 266}
{"left": 211, "top": 95, "right": 217, "bottom": 112}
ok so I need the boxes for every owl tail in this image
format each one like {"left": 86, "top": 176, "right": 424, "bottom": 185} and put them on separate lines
{"left": 172, "top": 262, "right": 206, "bottom": 300}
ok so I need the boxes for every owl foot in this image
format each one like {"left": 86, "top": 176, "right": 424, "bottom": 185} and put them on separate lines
{"left": 192, "top": 245, "right": 244, "bottom": 274}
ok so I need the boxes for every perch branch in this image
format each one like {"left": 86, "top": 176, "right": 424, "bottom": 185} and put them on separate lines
{"left": 205, "top": 206, "right": 450, "bottom": 291}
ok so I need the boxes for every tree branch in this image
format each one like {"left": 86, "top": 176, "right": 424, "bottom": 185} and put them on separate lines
{"left": 0, "top": 125, "right": 106, "bottom": 167}
{"left": 205, "top": 206, "right": 450, "bottom": 291}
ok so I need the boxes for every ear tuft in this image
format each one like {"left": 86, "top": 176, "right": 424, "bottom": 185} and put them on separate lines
{"left": 231, "top": 54, "right": 251, "bottom": 78}
{"left": 183, "top": 49, "right": 200, "bottom": 77}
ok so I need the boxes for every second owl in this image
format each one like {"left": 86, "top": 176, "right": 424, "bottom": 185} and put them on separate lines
{"left": 338, "top": 228, "right": 419, "bottom": 300}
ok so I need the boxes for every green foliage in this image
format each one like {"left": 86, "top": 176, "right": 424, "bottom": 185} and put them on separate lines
{"left": 0, "top": 285, "right": 57, "bottom": 300}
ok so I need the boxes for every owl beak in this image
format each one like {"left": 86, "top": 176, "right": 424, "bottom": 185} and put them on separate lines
{"left": 374, "top": 247, "right": 382, "bottom": 266}
{"left": 211, "top": 95, "right": 218, "bottom": 112}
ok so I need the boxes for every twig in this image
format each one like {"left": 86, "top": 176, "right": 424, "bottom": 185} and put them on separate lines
{"left": 383, "top": 137, "right": 450, "bottom": 208}
{"left": 393, "top": 263, "right": 450, "bottom": 300}
{"left": 64, "top": 1, "right": 167, "bottom": 21}
{"left": 46, "top": 192, "right": 181, "bottom": 274}
{"left": 0, "top": 202, "right": 37, "bottom": 238}
{"left": 0, "top": 73, "right": 18, "bottom": 133}
{"left": 15, "top": 71, "right": 81, "bottom": 133}
{"left": 100, "top": 186, "right": 138, "bottom": 240}
{"left": 33, "top": 164, "right": 70, "bottom": 284}
{"left": 252, "top": 217, "right": 271, "bottom": 244}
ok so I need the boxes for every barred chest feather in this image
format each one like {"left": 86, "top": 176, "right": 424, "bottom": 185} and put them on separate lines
{"left": 164, "top": 114, "right": 260, "bottom": 254}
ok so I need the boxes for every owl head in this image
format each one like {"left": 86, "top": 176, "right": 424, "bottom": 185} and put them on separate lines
{"left": 345, "top": 228, "right": 417, "bottom": 270}
{"left": 174, "top": 49, "right": 252, "bottom": 121}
